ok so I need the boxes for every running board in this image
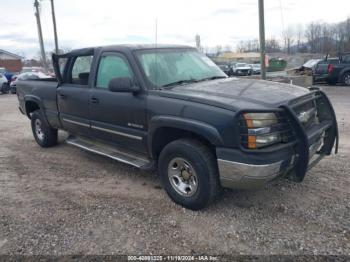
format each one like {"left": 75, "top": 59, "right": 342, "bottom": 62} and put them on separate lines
{"left": 66, "top": 136, "right": 154, "bottom": 170}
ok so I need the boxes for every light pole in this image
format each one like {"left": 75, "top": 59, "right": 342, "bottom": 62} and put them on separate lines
{"left": 258, "top": 0, "right": 267, "bottom": 80}
{"left": 34, "top": 0, "right": 48, "bottom": 70}
{"left": 50, "top": 0, "right": 59, "bottom": 54}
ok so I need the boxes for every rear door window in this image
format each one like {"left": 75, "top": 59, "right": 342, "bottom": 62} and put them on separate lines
{"left": 69, "top": 55, "right": 93, "bottom": 85}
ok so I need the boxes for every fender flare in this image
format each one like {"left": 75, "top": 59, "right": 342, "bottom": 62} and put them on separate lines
{"left": 24, "top": 95, "right": 50, "bottom": 125}
{"left": 148, "top": 115, "right": 224, "bottom": 157}
{"left": 339, "top": 67, "right": 350, "bottom": 82}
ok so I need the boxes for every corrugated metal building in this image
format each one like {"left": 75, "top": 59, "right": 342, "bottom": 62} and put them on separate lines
{"left": 214, "top": 52, "right": 260, "bottom": 63}
{"left": 0, "top": 49, "right": 23, "bottom": 72}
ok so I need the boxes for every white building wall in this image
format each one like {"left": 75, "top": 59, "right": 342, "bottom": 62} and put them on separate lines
{"left": 0, "top": 53, "right": 20, "bottom": 60}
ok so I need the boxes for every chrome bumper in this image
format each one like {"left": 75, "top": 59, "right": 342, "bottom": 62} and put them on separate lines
{"left": 218, "top": 159, "right": 288, "bottom": 189}
{"left": 218, "top": 138, "right": 323, "bottom": 189}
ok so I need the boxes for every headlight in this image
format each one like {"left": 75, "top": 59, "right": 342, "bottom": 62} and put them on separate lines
{"left": 243, "top": 113, "right": 278, "bottom": 128}
{"left": 241, "top": 112, "right": 282, "bottom": 149}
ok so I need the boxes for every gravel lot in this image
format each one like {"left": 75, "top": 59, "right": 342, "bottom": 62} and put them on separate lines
{"left": 0, "top": 85, "right": 349, "bottom": 256}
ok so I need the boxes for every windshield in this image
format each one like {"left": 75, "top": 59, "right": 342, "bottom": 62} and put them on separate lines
{"left": 136, "top": 49, "right": 226, "bottom": 88}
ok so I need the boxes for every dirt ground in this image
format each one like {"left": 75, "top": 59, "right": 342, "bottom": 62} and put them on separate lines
{"left": 0, "top": 85, "right": 349, "bottom": 256}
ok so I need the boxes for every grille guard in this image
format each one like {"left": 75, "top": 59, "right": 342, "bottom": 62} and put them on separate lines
{"left": 280, "top": 90, "right": 339, "bottom": 182}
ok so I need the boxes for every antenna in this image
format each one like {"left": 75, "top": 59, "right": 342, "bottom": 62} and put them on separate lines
{"left": 155, "top": 18, "right": 158, "bottom": 87}
{"left": 155, "top": 18, "right": 158, "bottom": 48}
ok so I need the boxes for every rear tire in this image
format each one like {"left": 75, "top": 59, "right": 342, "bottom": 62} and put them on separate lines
{"left": 31, "top": 110, "right": 58, "bottom": 147}
{"left": 158, "top": 138, "right": 220, "bottom": 210}
{"left": 342, "top": 72, "right": 350, "bottom": 86}
{"left": 1, "top": 83, "right": 9, "bottom": 94}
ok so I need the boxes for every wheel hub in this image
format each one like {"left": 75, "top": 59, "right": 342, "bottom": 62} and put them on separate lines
{"left": 181, "top": 169, "right": 191, "bottom": 180}
{"left": 35, "top": 119, "right": 44, "bottom": 141}
{"left": 168, "top": 157, "right": 198, "bottom": 197}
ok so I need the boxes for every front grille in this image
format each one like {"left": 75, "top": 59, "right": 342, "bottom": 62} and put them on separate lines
{"left": 291, "top": 96, "right": 319, "bottom": 130}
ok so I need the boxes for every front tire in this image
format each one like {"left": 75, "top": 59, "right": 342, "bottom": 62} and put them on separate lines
{"left": 158, "top": 139, "right": 220, "bottom": 210}
{"left": 31, "top": 110, "right": 58, "bottom": 147}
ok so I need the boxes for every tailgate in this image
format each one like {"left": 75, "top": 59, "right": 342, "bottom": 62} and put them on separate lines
{"left": 314, "top": 61, "right": 329, "bottom": 75}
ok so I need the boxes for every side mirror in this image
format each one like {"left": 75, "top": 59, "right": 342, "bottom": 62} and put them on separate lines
{"left": 108, "top": 77, "right": 139, "bottom": 93}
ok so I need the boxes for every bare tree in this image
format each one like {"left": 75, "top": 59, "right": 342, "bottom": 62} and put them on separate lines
{"left": 265, "top": 38, "right": 281, "bottom": 53}
{"left": 283, "top": 25, "right": 295, "bottom": 54}
{"left": 215, "top": 45, "right": 222, "bottom": 56}
{"left": 296, "top": 24, "right": 304, "bottom": 52}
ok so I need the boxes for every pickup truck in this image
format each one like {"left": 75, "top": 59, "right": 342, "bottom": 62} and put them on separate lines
{"left": 16, "top": 45, "right": 339, "bottom": 210}
{"left": 313, "top": 53, "right": 350, "bottom": 85}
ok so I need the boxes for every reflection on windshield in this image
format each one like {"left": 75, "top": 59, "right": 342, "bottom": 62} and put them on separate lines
{"left": 136, "top": 50, "right": 226, "bottom": 88}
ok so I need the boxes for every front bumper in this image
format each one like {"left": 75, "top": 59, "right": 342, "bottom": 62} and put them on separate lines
{"left": 218, "top": 158, "right": 287, "bottom": 189}
{"left": 217, "top": 137, "right": 322, "bottom": 189}
{"left": 217, "top": 90, "right": 338, "bottom": 189}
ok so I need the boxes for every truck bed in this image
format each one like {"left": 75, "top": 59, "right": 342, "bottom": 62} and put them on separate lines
{"left": 17, "top": 78, "right": 62, "bottom": 128}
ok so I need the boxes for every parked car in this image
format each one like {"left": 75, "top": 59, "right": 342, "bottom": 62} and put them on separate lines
{"left": 10, "top": 72, "right": 51, "bottom": 94}
{"left": 231, "top": 63, "right": 253, "bottom": 76}
{"left": 16, "top": 44, "right": 338, "bottom": 210}
{"left": 313, "top": 54, "right": 350, "bottom": 85}
{"left": 250, "top": 64, "right": 261, "bottom": 75}
{"left": 0, "top": 73, "right": 10, "bottom": 94}
{"left": 216, "top": 63, "right": 231, "bottom": 76}
{"left": 20, "top": 67, "right": 45, "bottom": 74}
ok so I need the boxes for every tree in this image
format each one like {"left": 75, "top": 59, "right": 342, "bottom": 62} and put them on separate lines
{"left": 215, "top": 45, "right": 222, "bottom": 56}
{"left": 265, "top": 38, "right": 281, "bottom": 53}
{"left": 283, "top": 25, "right": 295, "bottom": 54}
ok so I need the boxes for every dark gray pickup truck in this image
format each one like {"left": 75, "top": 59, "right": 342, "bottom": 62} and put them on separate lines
{"left": 313, "top": 53, "right": 350, "bottom": 85}
{"left": 16, "top": 44, "right": 339, "bottom": 210}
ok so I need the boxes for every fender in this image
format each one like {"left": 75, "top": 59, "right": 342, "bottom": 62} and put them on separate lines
{"left": 24, "top": 95, "right": 50, "bottom": 126}
{"left": 148, "top": 115, "right": 224, "bottom": 157}
{"left": 339, "top": 67, "right": 350, "bottom": 81}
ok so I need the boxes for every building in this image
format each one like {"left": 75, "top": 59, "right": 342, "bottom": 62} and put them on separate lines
{"left": 214, "top": 52, "right": 260, "bottom": 63}
{"left": 0, "top": 49, "right": 23, "bottom": 72}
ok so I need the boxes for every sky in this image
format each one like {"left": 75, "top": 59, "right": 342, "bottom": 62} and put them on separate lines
{"left": 0, "top": 0, "right": 349, "bottom": 59}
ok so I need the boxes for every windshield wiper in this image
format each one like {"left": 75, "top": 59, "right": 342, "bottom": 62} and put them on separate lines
{"left": 162, "top": 79, "right": 198, "bottom": 88}
{"left": 199, "top": 76, "right": 227, "bottom": 81}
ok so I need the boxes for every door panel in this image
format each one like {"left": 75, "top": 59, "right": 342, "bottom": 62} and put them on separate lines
{"left": 57, "top": 85, "right": 90, "bottom": 136}
{"left": 89, "top": 89, "right": 147, "bottom": 154}
{"left": 89, "top": 52, "right": 148, "bottom": 154}
{"left": 57, "top": 55, "right": 93, "bottom": 136}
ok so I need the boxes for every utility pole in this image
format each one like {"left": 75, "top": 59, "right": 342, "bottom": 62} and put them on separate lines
{"left": 258, "top": 0, "right": 267, "bottom": 80}
{"left": 34, "top": 0, "right": 48, "bottom": 70}
{"left": 50, "top": 0, "right": 59, "bottom": 54}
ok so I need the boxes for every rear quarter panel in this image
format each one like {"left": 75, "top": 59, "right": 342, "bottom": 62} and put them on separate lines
{"left": 17, "top": 79, "right": 61, "bottom": 128}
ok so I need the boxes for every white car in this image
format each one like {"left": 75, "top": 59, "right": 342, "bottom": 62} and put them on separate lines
{"left": 249, "top": 64, "right": 261, "bottom": 75}
{"left": 231, "top": 63, "right": 253, "bottom": 76}
{"left": 0, "top": 73, "right": 9, "bottom": 94}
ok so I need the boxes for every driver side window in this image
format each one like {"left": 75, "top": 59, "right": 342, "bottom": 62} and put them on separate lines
{"left": 96, "top": 54, "right": 133, "bottom": 89}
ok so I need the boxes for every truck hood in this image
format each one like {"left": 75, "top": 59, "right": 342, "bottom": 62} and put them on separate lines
{"left": 160, "top": 78, "right": 310, "bottom": 110}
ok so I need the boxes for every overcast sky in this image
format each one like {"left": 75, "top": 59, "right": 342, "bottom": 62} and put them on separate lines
{"left": 0, "top": 0, "right": 349, "bottom": 59}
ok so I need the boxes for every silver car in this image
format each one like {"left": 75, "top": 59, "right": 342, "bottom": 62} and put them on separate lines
{"left": 0, "top": 73, "right": 9, "bottom": 94}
